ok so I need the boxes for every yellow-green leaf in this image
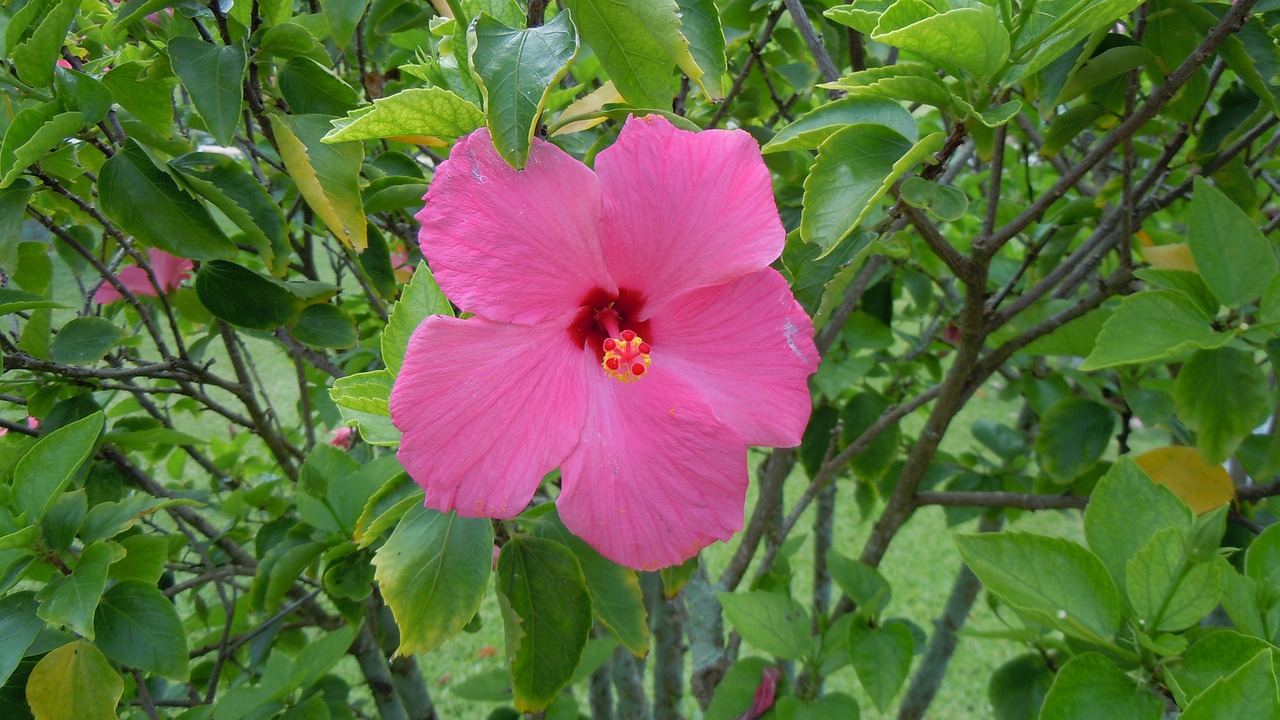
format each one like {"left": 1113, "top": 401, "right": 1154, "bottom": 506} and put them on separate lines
{"left": 1134, "top": 446, "right": 1236, "bottom": 514}
{"left": 26, "top": 641, "right": 122, "bottom": 720}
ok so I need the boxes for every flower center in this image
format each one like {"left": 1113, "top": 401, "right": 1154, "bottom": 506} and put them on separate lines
{"left": 601, "top": 329, "right": 652, "bottom": 383}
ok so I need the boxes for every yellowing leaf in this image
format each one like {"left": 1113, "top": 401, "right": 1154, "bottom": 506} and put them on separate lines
{"left": 1142, "top": 243, "right": 1198, "bottom": 272}
{"left": 274, "top": 113, "right": 367, "bottom": 251}
{"left": 552, "top": 81, "right": 623, "bottom": 136}
{"left": 1134, "top": 446, "right": 1235, "bottom": 514}
{"left": 26, "top": 641, "right": 123, "bottom": 720}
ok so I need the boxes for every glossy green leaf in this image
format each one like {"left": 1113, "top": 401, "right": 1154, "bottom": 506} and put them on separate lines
{"left": 1084, "top": 457, "right": 1193, "bottom": 593}
{"left": 764, "top": 96, "right": 918, "bottom": 154}
{"left": 374, "top": 505, "right": 493, "bottom": 655}
{"left": 1039, "top": 652, "right": 1162, "bottom": 720}
{"left": 323, "top": 87, "right": 486, "bottom": 143}
{"left": 353, "top": 471, "right": 421, "bottom": 547}
{"left": 716, "top": 590, "right": 811, "bottom": 660}
{"left": 94, "top": 580, "right": 189, "bottom": 679}
{"left": 828, "top": 552, "right": 891, "bottom": 616}
{"left": 774, "top": 693, "right": 861, "bottom": 720}
{"left": 196, "top": 260, "right": 303, "bottom": 330}
{"left": 497, "top": 535, "right": 592, "bottom": 712}
{"left": 107, "top": 534, "right": 169, "bottom": 584}
{"left": 292, "top": 303, "right": 357, "bottom": 349}
{"left": 824, "top": 1, "right": 893, "bottom": 35}
{"left": 13, "top": 412, "right": 102, "bottom": 521}
{"left": 988, "top": 653, "right": 1054, "bottom": 720}
{"left": 674, "top": 0, "right": 727, "bottom": 99}
{"left": 850, "top": 620, "right": 913, "bottom": 711}
{"left": 0, "top": 592, "right": 42, "bottom": 687}
{"left": 954, "top": 532, "right": 1121, "bottom": 643}
{"left": 899, "top": 176, "right": 968, "bottom": 221}
{"left": 1186, "top": 177, "right": 1278, "bottom": 308}
{"left": 329, "top": 369, "right": 394, "bottom": 417}
{"left": 1174, "top": 347, "right": 1270, "bottom": 464}
{"left": 0, "top": 288, "right": 66, "bottom": 315}
{"left": 871, "top": 3, "right": 1010, "bottom": 77}
{"left": 54, "top": 68, "right": 114, "bottom": 126}
{"left": 319, "top": 0, "right": 370, "bottom": 48}
{"left": 1168, "top": 631, "right": 1274, "bottom": 707}
{"left": 470, "top": 11, "right": 577, "bottom": 168}
{"left": 1080, "top": 291, "right": 1231, "bottom": 370}
{"left": 0, "top": 108, "right": 83, "bottom": 189}
{"left": 1035, "top": 397, "right": 1115, "bottom": 483}
{"left": 100, "top": 62, "right": 174, "bottom": 137}
{"left": 1010, "top": 0, "right": 1145, "bottom": 79}
{"left": 382, "top": 262, "right": 452, "bottom": 375}
{"left": 841, "top": 391, "right": 900, "bottom": 480}
{"left": 169, "top": 37, "right": 248, "bottom": 147}
{"left": 98, "top": 140, "right": 236, "bottom": 261}
{"left": 25, "top": 640, "right": 122, "bottom": 720}
{"left": 277, "top": 57, "right": 361, "bottom": 116}
{"left": 49, "top": 317, "right": 127, "bottom": 364}
{"left": 275, "top": 113, "right": 367, "bottom": 250}
{"left": 562, "top": 0, "right": 676, "bottom": 107}
{"left": 533, "top": 510, "right": 649, "bottom": 656}
{"left": 169, "top": 152, "right": 290, "bottom": 276}
{"left": 1179, "top": 650, "right": 1280, "bottom": 720}
{"left": 1127, "top": 526, "right": 1221, "bottom": 632}
{"left": 802, "top": 124, "right": 931, "bottom": 251}
{"left": 9, "top": 0, "right": 78, "bottom": 87}
{"left": 80, "top": 496, "right": 199, "bottom": 544}
{"left": 36, "top": 541, "right": 117, "bottom": 639}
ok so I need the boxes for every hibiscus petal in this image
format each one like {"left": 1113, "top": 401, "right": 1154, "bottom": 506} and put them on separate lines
{"left": 93, "top": 266, "right": 156, "bottom": 305}
{"left": 148, "top": 249, "right": 193, "bottom": 291}
{"left": 390, "top": 315, "right": 591, "bottom": 518}
{"left": 416, "top": 129, "right": 615, "bottom": 325}
{"left": 595, "top": 115, "right": 784, "bottom": 303}
{"left": 558, "top": 367, "right": 748, "bottom": 570}
{"left": 651, "top": 269, "right": 818, "bottom": 448}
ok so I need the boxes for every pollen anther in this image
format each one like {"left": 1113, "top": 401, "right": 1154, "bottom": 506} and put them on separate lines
{"left": 602, "top": 331, "right": 652, "bottom": 383}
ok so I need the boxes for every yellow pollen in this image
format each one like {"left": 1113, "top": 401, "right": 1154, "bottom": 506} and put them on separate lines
{"left": 602, "top": 333, "right": 652, "bottom": 383}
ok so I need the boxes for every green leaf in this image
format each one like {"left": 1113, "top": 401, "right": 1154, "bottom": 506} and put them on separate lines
{"left": 1010, "top": 0, "right": 1145, "bottom": 80}
{"left": 36, "top": 542, "right": 117, "bottom": 639}
{"left": 292, "top": 303, "right": 357, "bottom": 349}
{"left": 1174, "top": 347, "right": 1270, "bottom": 464}
{"left": 257, "top": 22, "right": 322, "bottom": 58}
{"left": 54, "top": 68, "right": 114, "bottom": 126}
{"left": 100, "top": 62, "right": 174, "bottom": 137}
{"left": 1179, "top": 649, "right": 1280, "bottom": 720}
{"left": 329, "top": 369, "right": 394, "bottom": 416}
{"left": 0, "top": 592, "right": 42, "bottom": 687}
{"left": 94, "top": 580, "right": 189, "bottom": 679}
{"left": 1187, "top": 177, "right": 1278, "bottom": 308}
{"left": 1039, "top": 652, "right": 1162, "bottom": 720}
{"left": 899, "top": 176, "right": 968, "bottom": 221}
{"left": 774, "top": 693, "right": 861, "bottom": 720}
{"left": 764, "top": 96, "right": 918, "bottom": 154}
{"left": 80, "top": 496, "right": 199, "bottom": 544}
{"left": 704, "top": 657, "right": 776, "bottom": 720}
{"left": 802, "top": 124, "right": 931, "bottom": 252}
{"left": 108, "top": 534, "right": 170, "bottom": 584}
{"left": 319, "top": 0, "right": 370, "bottom": 49}
{"left": 824, "top": 1, "right": 894, "bottom": 35}
{"left": 562, "top": 0, "right": 676, "bottom": 107}
{"left": 1127, "top": 526, "right": 1221, "bottom": 632}
{"left": 168, "top": 37, "right": 247, "bottom": 147}
{"left": 373, "top": 505, "right": 493, "bottom": 655}
{"left": 470, "top": 11, "right": 578, "bottom": 169}
{"left": 9, "top": 0, "right": 78, "bottom": 87}
{"left": 1057, "top": 45, "right": 1157, "bottom": 105}
{"left": 49, "top": 317, "right": 127, "bottom": 364}
{"left": 98, "top": 140, "right": 237, "bottom": 261}
{"left": 274, "top": 113, "right": 367, "bottom": 250}
{"left": 41, "top": 490, "right": 86, "bottom": 552}
{"left": 828, "top": 552, "right": 891, "bottom": 616}
{"left": 168, "top": 152, "right": 290, "bottom": 276}
{"left": 871, "top": 4, "right": 1010, "bottom": 77}
{"left": 850, "top": 620, "right": 913, "bottom": 711}
{"left": 323, "top": 87, "right": 486, "bottom": 143}
{"left": 1084, "top": 457, "right": 1193, "bottom": 593}
{"left": 1168, "top": 630, "right": 1274, "bottom": 707}
{"left": 988, "top": 653, "right": 1054, "bottom": 720}
{"left": 382, "top": 262, "right": 452, "bottom": 375}
{"left": 674, "top": 0, "right": 728, "bottom": 99}
{"left": 1080, "top": 291, "right": 1231, "bottom": 370}
{"left": 841, "top": 391, "right": 900, "bottom": 481}
{"left": 1035, "top": 397, "right": 1115, "bottom": 483}
{"left": 354, "top": 471, "right": 421, "bottom": 546}
{"left": 196, "top": 260, "right": 303, "bottom": 331}
{"left": 954, "top": 532, "right": 1121, "bottom": 643}
{"left": 716, "top": 590, "right": 811, "bottom": 660}
{"left": 497, "top": 535, "right": 592, "bottom": 712}
{"left": 0, "top": 288, "right": 67, "bottom": 315}
{"left": 25, "top": 640, "right": 123, "bottom": 720}
{"left": 277, "top": 57, "right": 361, "bottom": 116}
{"left": 0, "top": 108, "right": 83, "bottom": 189}
{"left": 533, "top": 510, "right": 649, "bottom": 656}
{"left": 13, "top": 412, "right": 102, "bottom": 521}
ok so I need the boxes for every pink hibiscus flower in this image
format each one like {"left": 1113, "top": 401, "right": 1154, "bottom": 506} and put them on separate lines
{"left": 329, "top": 426, "right": 357, "bottom": 451}
{"left": 390, "top": 116, "right": 818, "bottom": 570}
{"left": 93, "top": 248, "right": 193, "bottom": 305}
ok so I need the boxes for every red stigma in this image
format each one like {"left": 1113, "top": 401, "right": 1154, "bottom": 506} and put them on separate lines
{"left": 621, "top": 329, "right": 636, "bottom": 342}
{"left": 606, "top": 357, "right": 621, "bottom": 371}
{"left": 603, "top": 338, "right": 616, "bottom": 352}
{"left": 638, "top": 342, "right": 651, "bottom": 354}
{"left": 631, "top": 363, "right": 646, "bottom": 376}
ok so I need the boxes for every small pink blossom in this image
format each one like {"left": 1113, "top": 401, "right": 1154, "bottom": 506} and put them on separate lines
{"left": 93, "top": 248, "right": 193, "bottom": 305}
{"left": 56, "top": 59, "right": 73, "bottom": 69}
{"left": 737, "top": 666, "right": 781, "bottom": 720}
{"left": 390, "top": 116, "right": 818, "bottom": 570}
{"left": 328, "top": 426, "right": 356, "bottom": 450}
{"left": 391, "top": 247, "right": 416, "bottom": 281}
